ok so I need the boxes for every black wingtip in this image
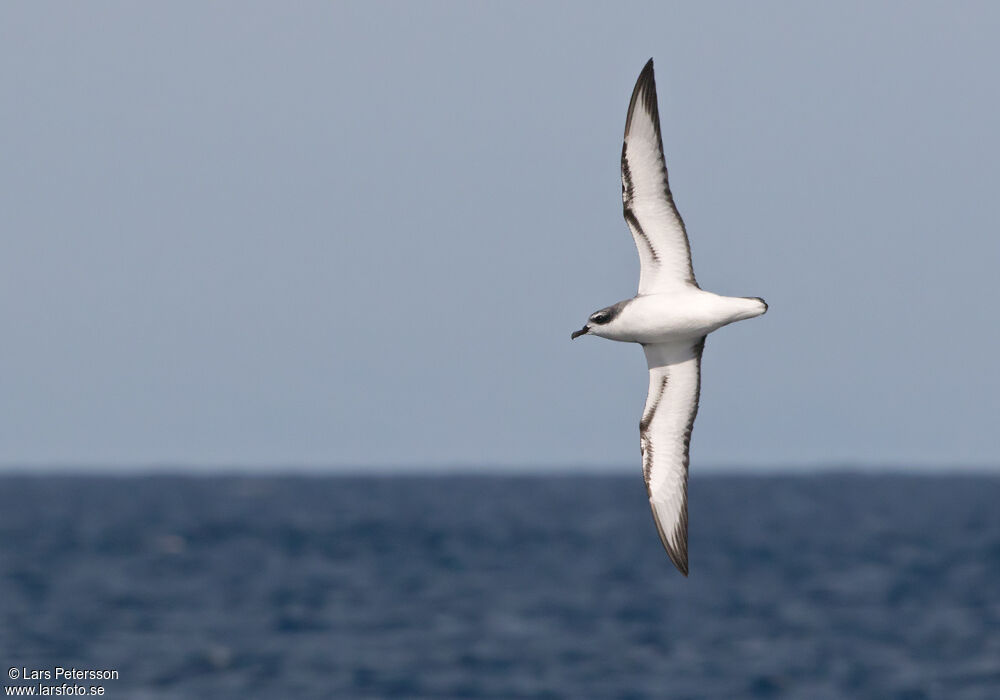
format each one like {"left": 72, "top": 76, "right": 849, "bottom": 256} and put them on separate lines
{"left": 637, "top": 58, "right": 655, "bottom": 86}
{"left": 625, "top": 58, "right": 661, "bottom": 139}
{"left": 638, "top": 59, "right": 655, "bottom": 87}
{"left": 650, "top": 502, "right": 689, "bottom": 577}
{"left": 665, "top": 541, "right": 689, "bottom": 577}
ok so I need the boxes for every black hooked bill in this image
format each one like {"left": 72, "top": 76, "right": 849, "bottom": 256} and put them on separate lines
{"left": 571, "top": 326, "right": 589, "bottom": 339}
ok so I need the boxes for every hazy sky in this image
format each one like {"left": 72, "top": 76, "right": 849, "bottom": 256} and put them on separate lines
{"left": 2, "top": 2, "right": 998, "bottom": 471}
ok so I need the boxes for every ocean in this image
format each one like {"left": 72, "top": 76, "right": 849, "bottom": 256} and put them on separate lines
{"left": 1, "top": 474, "right": 999, "bottom": 699}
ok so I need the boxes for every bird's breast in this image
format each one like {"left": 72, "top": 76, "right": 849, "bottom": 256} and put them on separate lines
{"left": 610, "top": 292, "right": 731, "bottom": 344}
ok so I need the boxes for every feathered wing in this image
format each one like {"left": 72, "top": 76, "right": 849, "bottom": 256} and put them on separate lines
{"left": 622, "top": 59, "right": 697, "bottom": 294}
{"left": 640, "top": 338, "right": 705, "bottom": 576}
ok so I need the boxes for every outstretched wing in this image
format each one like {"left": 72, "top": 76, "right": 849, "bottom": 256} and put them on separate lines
{"left": 622, "top": 59, "right": 698, "bottom": 294}
{"left": 640, "top": 338, "right": 705, "bottom": 575}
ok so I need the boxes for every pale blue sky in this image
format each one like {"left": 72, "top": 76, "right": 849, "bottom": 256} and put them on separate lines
{"left": 1, "top": 2, "right": 998, "bottom": 471}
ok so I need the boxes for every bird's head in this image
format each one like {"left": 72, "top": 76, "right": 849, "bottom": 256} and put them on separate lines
{"left": 571, "top": 302, "right": 627, "bottom": 340}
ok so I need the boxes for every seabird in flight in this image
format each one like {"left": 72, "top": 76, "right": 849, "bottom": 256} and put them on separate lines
{"left": 572, "top": 59, "right": 767, "bottom": 576}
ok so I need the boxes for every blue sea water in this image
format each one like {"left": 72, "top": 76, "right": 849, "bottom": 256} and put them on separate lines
{"left": 1, "top": 474, "right": 999, "bottom": 699}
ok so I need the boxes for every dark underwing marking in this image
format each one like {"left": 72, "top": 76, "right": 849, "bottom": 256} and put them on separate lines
{"left": 620, "top": 144, "right": 635, "bottom": 204}
{"left": 639, "top": 373, "right": 667, "bottom": 489}
{"left": 624, "top": 208, "right": 660, "bottom": 264}
{"left": 640, "top": 375, "right": 668, "bottom": 434}
{"left": 680, "top": 337, "right": 706, "bottom": 476}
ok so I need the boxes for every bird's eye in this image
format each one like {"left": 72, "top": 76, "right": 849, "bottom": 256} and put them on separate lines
{"left": 591, "top": 313, "right": 610, "bottom": 324}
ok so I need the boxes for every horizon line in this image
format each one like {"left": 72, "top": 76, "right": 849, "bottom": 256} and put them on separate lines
{"left": 0, "top": 462, "right": 997, "bottom": 477}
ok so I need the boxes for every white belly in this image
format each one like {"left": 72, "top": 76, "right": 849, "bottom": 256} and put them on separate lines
{"left": 602, "top": 290, "right": 764, "bottom": 344}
